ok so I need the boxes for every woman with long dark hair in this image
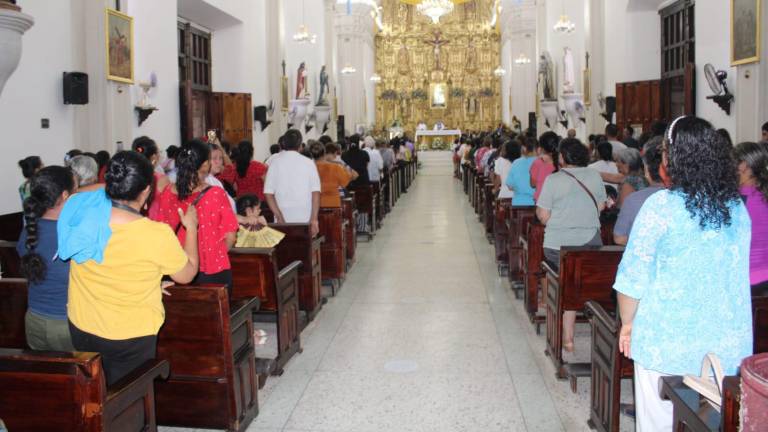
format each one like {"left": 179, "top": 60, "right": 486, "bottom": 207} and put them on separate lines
{"left": 734, "top": 141, "right": 768, "bottom": 292}
{"left": 65, "top": 151, "right": 199, "bottom": 385}
{"left": 614, "top": 117, "right": 752, "bottom": 430}
{"left": 132, "top": 136, "right": 170, "bottom": 218}
{"left": 153, "top": 140, "right": 238, "bottom": 291}
{"left": 17, "top": 166, "right": 76, "bottom": 351}
{"left": 17, "top": 156, "right": 43, "bottom": 204}
{"left": 217, "top": 140, "right": 268, "bottom": 199}
{"left": 530, "top": 131, "right": 558, "bottom": 202}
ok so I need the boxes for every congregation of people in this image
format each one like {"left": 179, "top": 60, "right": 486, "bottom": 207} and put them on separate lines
{"left": 455, "top": 117, "right": 768, "bottom": 430}
{"left": 12, "top": 130, "right": 415, "bottom": 389}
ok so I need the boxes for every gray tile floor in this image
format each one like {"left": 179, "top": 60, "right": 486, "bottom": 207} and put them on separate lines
{"left": 161, "top": 152, "right": 635, "bottom": 432}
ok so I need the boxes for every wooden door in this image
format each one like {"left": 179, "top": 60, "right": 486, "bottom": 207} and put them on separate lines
{"left": 209, "top": 92, "right": 253, "bottom": 144}
{"left": 615, "top": 80, "right": 664, "bottom": 133}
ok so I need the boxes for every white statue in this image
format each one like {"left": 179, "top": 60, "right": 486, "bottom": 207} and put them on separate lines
{"left": 562, "top": 47, "right": 575, "bottom": 94}
{"left": 538, "top": 51, "right": 555, "bottom": 100}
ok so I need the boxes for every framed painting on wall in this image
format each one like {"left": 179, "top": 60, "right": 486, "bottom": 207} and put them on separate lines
{"left": 105, "top": 8, "right": 134, "bottom": 83}
{"left": 731, "top": 0, "right": 761, "bottom": 65}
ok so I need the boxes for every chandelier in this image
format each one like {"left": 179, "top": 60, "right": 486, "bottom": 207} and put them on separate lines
{"left": 416, "top": 0, "right": 454, "bottom": 24}
{"left": 341, "top": 64, "right": 357, "bottom": 75}
{"left": 493, "top": 66, "right": 507, "bottom": 77}
{"left": 514, "top": 53, "right": 531, "bottom": 65}
{"left": 370, "top": 73, "right": 382, "bottom": 83}
{"left": 553, "top": 15, "right": 575, "bottom": 33}
{"left": 292, "top": 24, "right": 317, "bottom": 43}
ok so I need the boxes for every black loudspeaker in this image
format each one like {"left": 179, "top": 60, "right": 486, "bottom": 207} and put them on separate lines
{"left": 602, "top": 96, "right": 616, "bottom": 123}
{"left": 63, "top": 72, "right": 88, "bottom": 105}
{"left": 253, "top": 106, "right": 271, "bottom": 131}
{"left": 336, "top": 115, "right": 345, "bottom": 143}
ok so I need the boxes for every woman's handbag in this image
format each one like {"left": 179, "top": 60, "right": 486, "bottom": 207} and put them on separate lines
{"left": 683, "top": 352, "right": 725, "bottom": 411}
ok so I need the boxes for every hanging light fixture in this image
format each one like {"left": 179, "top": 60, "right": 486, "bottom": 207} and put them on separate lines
{"left": 553, "top": 0, "right": 575, "bottom": 34}
{"left": 370, "top": 73, "right": 382, "bottom": 83}
{"left": 341, "top": 64, "right": 357, "bottom": 75}
{"left": 493, "top": 66, "right": 507, "bottom": 77}
{"left": 514, "top": 53, "right": 531, "bottom": 65}
{"left": 416, "top": 0, "right": 455, "bottom": 24}
{"left": 293, "top": 0, "right": 317, "bottom": 43}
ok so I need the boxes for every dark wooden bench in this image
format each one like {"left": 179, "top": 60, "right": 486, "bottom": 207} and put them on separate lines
{"left": 507, "top": 206, "right": 536, "bottom": 294}
{"left": 493, "top": 198, "right": 512, "bottom": 274}
{"left": 319, "top": 207, "right": 347, "bottom": 292}
{"left": 0, "top": 348, "right": 169, "bottom": 432}
{"left": 483, "top": 183, "right": 495, "bottom": 237}
{"left": 270, "top": 223, "right": 324, "bottom": 322}
{"left": 341, "top": 196, "right": 357, "bottom": 269}
{"left": 519, "top": 219, "right": 546, "bottom": 331}
{"left": 0, "top": 240, "right": 21, "bottom": 279}
{"left": 350, "top": 184, "right": 377, "bottom": 239}
{"left": 0, "top": 278, "right": 28, "bottom": 349}
{"left": 155, "top": 284, "right": 260, "bottom": 432}
{"left": 0, "top": 212, "right": 22, "bottom": 242}
{"left": 584, "top": 301, "right": 634, "bottom": 432}
{"left": 753, "top": 293, "right": 768, "bottom": 354}
{"left": 541, "top": 246, "right": 624, "bottom": 380}
{"left": 660, "top": 375, "right": 740, "bottom": 432}
{"left": 230, "top": 247, "right": 302, "bottom": 374}
{"left": 372, "top": 181, "right": 384, "bottom": 230}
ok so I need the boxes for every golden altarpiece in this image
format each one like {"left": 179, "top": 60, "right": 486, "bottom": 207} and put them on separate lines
{"left": 374, "top": 0, "right": 502, "bottom": 139}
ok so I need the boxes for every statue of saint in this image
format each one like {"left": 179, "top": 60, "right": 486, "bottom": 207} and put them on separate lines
{"left": 316, "top": 65, "right": 330, "bottom": 105}
{"left": 538, "top": 51, "right": 555, "bottom": 100}
{"left": 397, "top": 43, "right": 410, "bottom": 75}
{"left": 423, "top": 30, "right": 450, "bottom": 71}
{"left": 465, "top": 39, "right": 478, "bottom": 72}
{"left": 562, "top": 47, "right": 575, "bottom": 94}
{"left": 296, "top": 62, "right": 307, "bottom": 99}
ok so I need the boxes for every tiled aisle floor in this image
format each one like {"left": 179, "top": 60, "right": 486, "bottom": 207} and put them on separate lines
{"left": 161, "top": 151, "right": 634, "bottom": 432}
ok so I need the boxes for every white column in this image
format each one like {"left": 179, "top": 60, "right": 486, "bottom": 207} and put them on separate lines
{"left": 324, "top": 0, "right": 338, "bottom": 139}
{"left": 266, "top": 0, "right": 287, "bottom": 144}
{"left": 334, "top": 3, "right": 375, "bottom": 135}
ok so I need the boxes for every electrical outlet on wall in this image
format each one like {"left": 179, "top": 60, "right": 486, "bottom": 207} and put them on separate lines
{"left": 41, "top": 119, "right": 49, "bottom": 129}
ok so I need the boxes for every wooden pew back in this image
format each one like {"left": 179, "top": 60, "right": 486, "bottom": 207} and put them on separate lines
{"left": 318, "top": 207, "right": 347, "bottom": 281}
{"left": 0, "top": 278, "right": 28, "bottom": 349}
{"left": 341, "top": 197, "right": 357, "bottom": 266}
{"left": 0, "top": 240, "right": 21, "bottom": 279}
{"left": 269, "top": 223, "right": 323, "bottom": 320}
{"left": 507, "top": 206, "right": 535, "bottom": 286}
{"left": 753, "top": 295, "right": 768, "bottom": 354}
{"left": 493, "top": 199, "right": 512, "bottom": 264}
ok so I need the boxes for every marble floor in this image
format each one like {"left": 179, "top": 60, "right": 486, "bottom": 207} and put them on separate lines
{"left": 161, "top": 151, "right": 634, "bottom": 432}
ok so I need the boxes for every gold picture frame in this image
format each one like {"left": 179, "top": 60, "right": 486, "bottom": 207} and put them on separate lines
{"left": 429, "top": 83, "right": 448, "bottom": 109}
{"left": 731, "top": 0, "right": 761, "bottom": 66}
{"left": 583, "top": 68, "right": 591, "bottom": 107}
{"left": 105, "top": 8, "right": 134, "bottom": 83}
{"left": 281, "top": 76, "right": 289, "bottom": 112}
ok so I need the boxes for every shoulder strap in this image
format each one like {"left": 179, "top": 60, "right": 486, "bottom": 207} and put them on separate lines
{"left": 560, "top": 169, "right": 599, "bottom": 214}
{"left": 174, "top": 186, "right": 213, "bottom": 234}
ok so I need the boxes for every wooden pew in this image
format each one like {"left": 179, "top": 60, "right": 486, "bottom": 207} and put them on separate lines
{"left": 351, "top": 184, "right": 377, "bottom": 239}
{"left": 0, "top": 240, "right": 21, "bottom": 278}
{"left": 584, "top": 301, "right": 634, "bottom": 432}
{"left": 0, "top": 212, "right": 22, "bottom": 242}
{"left": 0, "top": 349, "right": 169, "bottom": 432}
{"left": 0, "top": 278, "right": 28, "bottom": 349}
{"left": 660, "top": 375, "right": 740, "bottom": 432}
{"left": 542, "top": 246, "right": 624, "bottom": 379}
{"left": 753, "top": 294, "right": 768, "bottom": 354}
{"left": 519, "top": 219, "right": 546, "bottom": 331}
{"left": 229, "top": 247, "right": 302, "bottom": 374}
{"left": 493, "top": 198, "right": 512, "bottom": 275}
{"left": 155, "top": 284, "right": 260, "bottom": 432}
{"left": 507, "top": 207, "right": 536, "bottom": 294}
{"left": 270, "top": 223, "right": 324, "bottom": 322}
{"left": 372, "top": 181, "right": 384, "bottom": 229}
{"left": 341, "top": 196, "right": 357, "bottom": 269}
{"left": 483, "top": 184, "right": 495, "bottom": 237}
{"left": 319, "top": 207, "right": 347, "bottom": 292}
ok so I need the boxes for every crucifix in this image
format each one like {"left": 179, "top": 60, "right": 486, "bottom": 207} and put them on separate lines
{"left": 424, "top": 30, "right": 450, "bottom": 70}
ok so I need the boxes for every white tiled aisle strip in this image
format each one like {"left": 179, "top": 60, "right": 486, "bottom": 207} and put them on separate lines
{"left": 161, "top": 151, "right": 633, "bottom": 432}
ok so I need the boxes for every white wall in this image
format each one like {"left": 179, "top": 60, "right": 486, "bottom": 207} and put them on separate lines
{"left": 0, "top": 0, "right": 80, "bottom": 214}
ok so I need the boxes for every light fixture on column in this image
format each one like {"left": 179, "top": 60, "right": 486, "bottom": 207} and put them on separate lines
{"left": 292, "top": 0, "right": 317, "bottom": 43}
{"left": 514, "top": 53, "right": 531, "bottom": 65}
{"left": 341, "top": 64, "right": 357, "bottom": 75}
{"left": 493, "top": 66, "right": 507, "bottom": 77}
{"left": 416, "top": 0, "right": 455, "bottom": 24}
{"left": 370, "top": 73, "right": 382, "bottom": 83}
{"left": 553, "top": 0, "right": 575, "bottom": 34}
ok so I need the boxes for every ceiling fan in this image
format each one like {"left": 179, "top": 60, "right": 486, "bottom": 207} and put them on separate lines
{"left": 704, "top": 63, "right": 733, "bottom": 115}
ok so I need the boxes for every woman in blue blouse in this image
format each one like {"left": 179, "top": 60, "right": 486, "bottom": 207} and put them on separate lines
{"left": 505, "top": 136, "right": 537, "bottom": 206}
{"left": 614, "top": 117, "right": 752, "bottom": 431}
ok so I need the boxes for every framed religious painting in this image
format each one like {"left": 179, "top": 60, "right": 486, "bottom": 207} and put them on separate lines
{"left": 731, "top": 0, "right": 761, "bottom": 65}
{"left": 105, "top": 8, "right": 134, "bottom": 83}
{"left": 430, "top": 83, "right": 448, "bottom": 109}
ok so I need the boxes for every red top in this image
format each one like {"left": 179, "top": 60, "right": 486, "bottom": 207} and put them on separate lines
{"left": 98, "top": 165, "right": 107, "bottom": 183}
{"left": 217, "top": 161, "right": 268, "bottom": 200}
{"left": 152, "top": 186, "right": 238, "bottom": 274}
{"left": 530, "top": 158, "right": 555, "bottom": 202}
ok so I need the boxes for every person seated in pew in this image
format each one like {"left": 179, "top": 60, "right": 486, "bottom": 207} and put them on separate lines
{"left": 588, "top": 141, "right": 619, "bottom": 188}
{"left": 68, "top": 155, "right": 99, "bottom": 189}
{"left": 235, "top": 194, "right": 269, "bottom": 229}
{"left": 342, "top": 134, "right": 370, "bottom": 189}
{"left": 310, "top": 142, "right": 357, "bottom": 208}
{"left": 132, "top": 137, "right": 171, "bottom": 219}
{"left": 377, "top": 139, "right": 395, "bottom": 174}
{"left": 218, "top": 140, "right": 269, "bottom": 199}
{"left": 613, "top": 137, "right": 665, "bottom": 245}
{"left": 363, "top": 136, "right": 384, "bottom": 186}
{"left": 505, "top": 136, "right": 537, "bottom": 206}
{"left": 18, "top": 155, "right": 44, "bottom": 204}
{"left": 614, "top": 117, "right": 753, "bottom": 431}
{"left": 531, "top": 132, "right": 558, "bottom": 203}
{"left": 153, "top": 140, "right": 239, "bottom": 290}
{"left": 264, "top": 129, "right": 322, "bottom": 237}
{"left": 733, "top": 141, "right": 768, "bottom": 295}
{"left": 614, "top": 147, "right": 648, "bottom": 208}
{"left": 63, "top": 151, "right": 199, "bottom": 385}
{"left": 17, "top": 166, "right": 77, "bottom": 351}
{"left": 95, "top": 150, "right": 110, "bottom": 183}
{"left": 493, "top": 139, "right": 519, "bottom": 199}
{"left": 536, "top": 138, "right": 607, "bottom": 353}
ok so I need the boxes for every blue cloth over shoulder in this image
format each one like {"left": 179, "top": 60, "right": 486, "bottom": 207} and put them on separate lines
{"left": 57, "top": 189, "right": 113, "bottom": 264}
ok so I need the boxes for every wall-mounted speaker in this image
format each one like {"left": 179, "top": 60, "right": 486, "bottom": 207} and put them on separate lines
{"left": 63, "top": 72, "right": 88, "bottom": 105}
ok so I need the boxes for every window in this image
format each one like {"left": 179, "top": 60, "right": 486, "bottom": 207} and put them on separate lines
{"left": 178, "top": 22, "right": 211, "bottom": 91}
{"left": 660, "top": 0, "right": 695, "bottom": 117}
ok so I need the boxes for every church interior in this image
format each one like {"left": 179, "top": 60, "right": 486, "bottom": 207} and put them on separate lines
{"left": 1, "top": 0, "right": 768, "bottom": 431}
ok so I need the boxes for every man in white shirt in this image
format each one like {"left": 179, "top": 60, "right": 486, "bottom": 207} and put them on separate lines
{"left": 605, "top": 124, "right": 627, "bottom": 155}
{"left": 264, "top": 129, "right": 321, "bottom": 236}
{"left": 363, "top": 136, "right": 384, "bottom": 183}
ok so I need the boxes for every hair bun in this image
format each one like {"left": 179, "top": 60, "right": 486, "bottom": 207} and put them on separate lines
{"left": 107, "top": 161, "right": 128, "bottom": 182}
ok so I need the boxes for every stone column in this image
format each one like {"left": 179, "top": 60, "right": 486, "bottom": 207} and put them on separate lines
{"left": 266, "top": 0, "right": 287, "bottom": 144}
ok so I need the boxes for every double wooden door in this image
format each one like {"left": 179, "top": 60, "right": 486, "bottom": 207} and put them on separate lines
{"left": 180, "top": 84, "right": 253, "bottom": 144}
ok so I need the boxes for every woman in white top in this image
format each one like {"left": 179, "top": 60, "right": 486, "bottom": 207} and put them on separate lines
{"left": 493, "top": 140, "right": 520, "bottom": 199}
{"left": 588, "top": 141, "right": 619, "bottom": 188}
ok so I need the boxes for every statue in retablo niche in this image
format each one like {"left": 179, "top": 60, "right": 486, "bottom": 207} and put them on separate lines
{"left": 397, "top": 43, "right": 410, "bottom": 75}
{"left": 465, "top": 39, "right": 478, "bottom": 72}
{"left": 317, "top": 65, "right": 330, "bottom": 106}
{"left": 296, "top": 62, "right": 308, "bottom": 99}
{"left": 562, "top": 47, "right": 575, "bottom": 94}
{"left": 538, "top": 51, "right": 555, "bottom": 100}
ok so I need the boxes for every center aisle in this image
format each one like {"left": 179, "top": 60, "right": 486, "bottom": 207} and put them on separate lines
{"left": 164, "top": 152, "right": 598, "bottom": 432}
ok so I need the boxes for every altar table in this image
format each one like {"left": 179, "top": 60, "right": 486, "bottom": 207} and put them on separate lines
{"left": 415, "top": 129, "right": 462, "bottom": 150}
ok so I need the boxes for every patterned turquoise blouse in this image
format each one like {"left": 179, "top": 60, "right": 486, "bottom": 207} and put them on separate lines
{"left": 613, "top": 190, "right": 753, "bottom": 376}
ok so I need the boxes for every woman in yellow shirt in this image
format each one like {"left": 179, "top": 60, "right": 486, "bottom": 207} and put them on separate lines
{"left": 66, "top": 151, "right": 199, "bottom": 385}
